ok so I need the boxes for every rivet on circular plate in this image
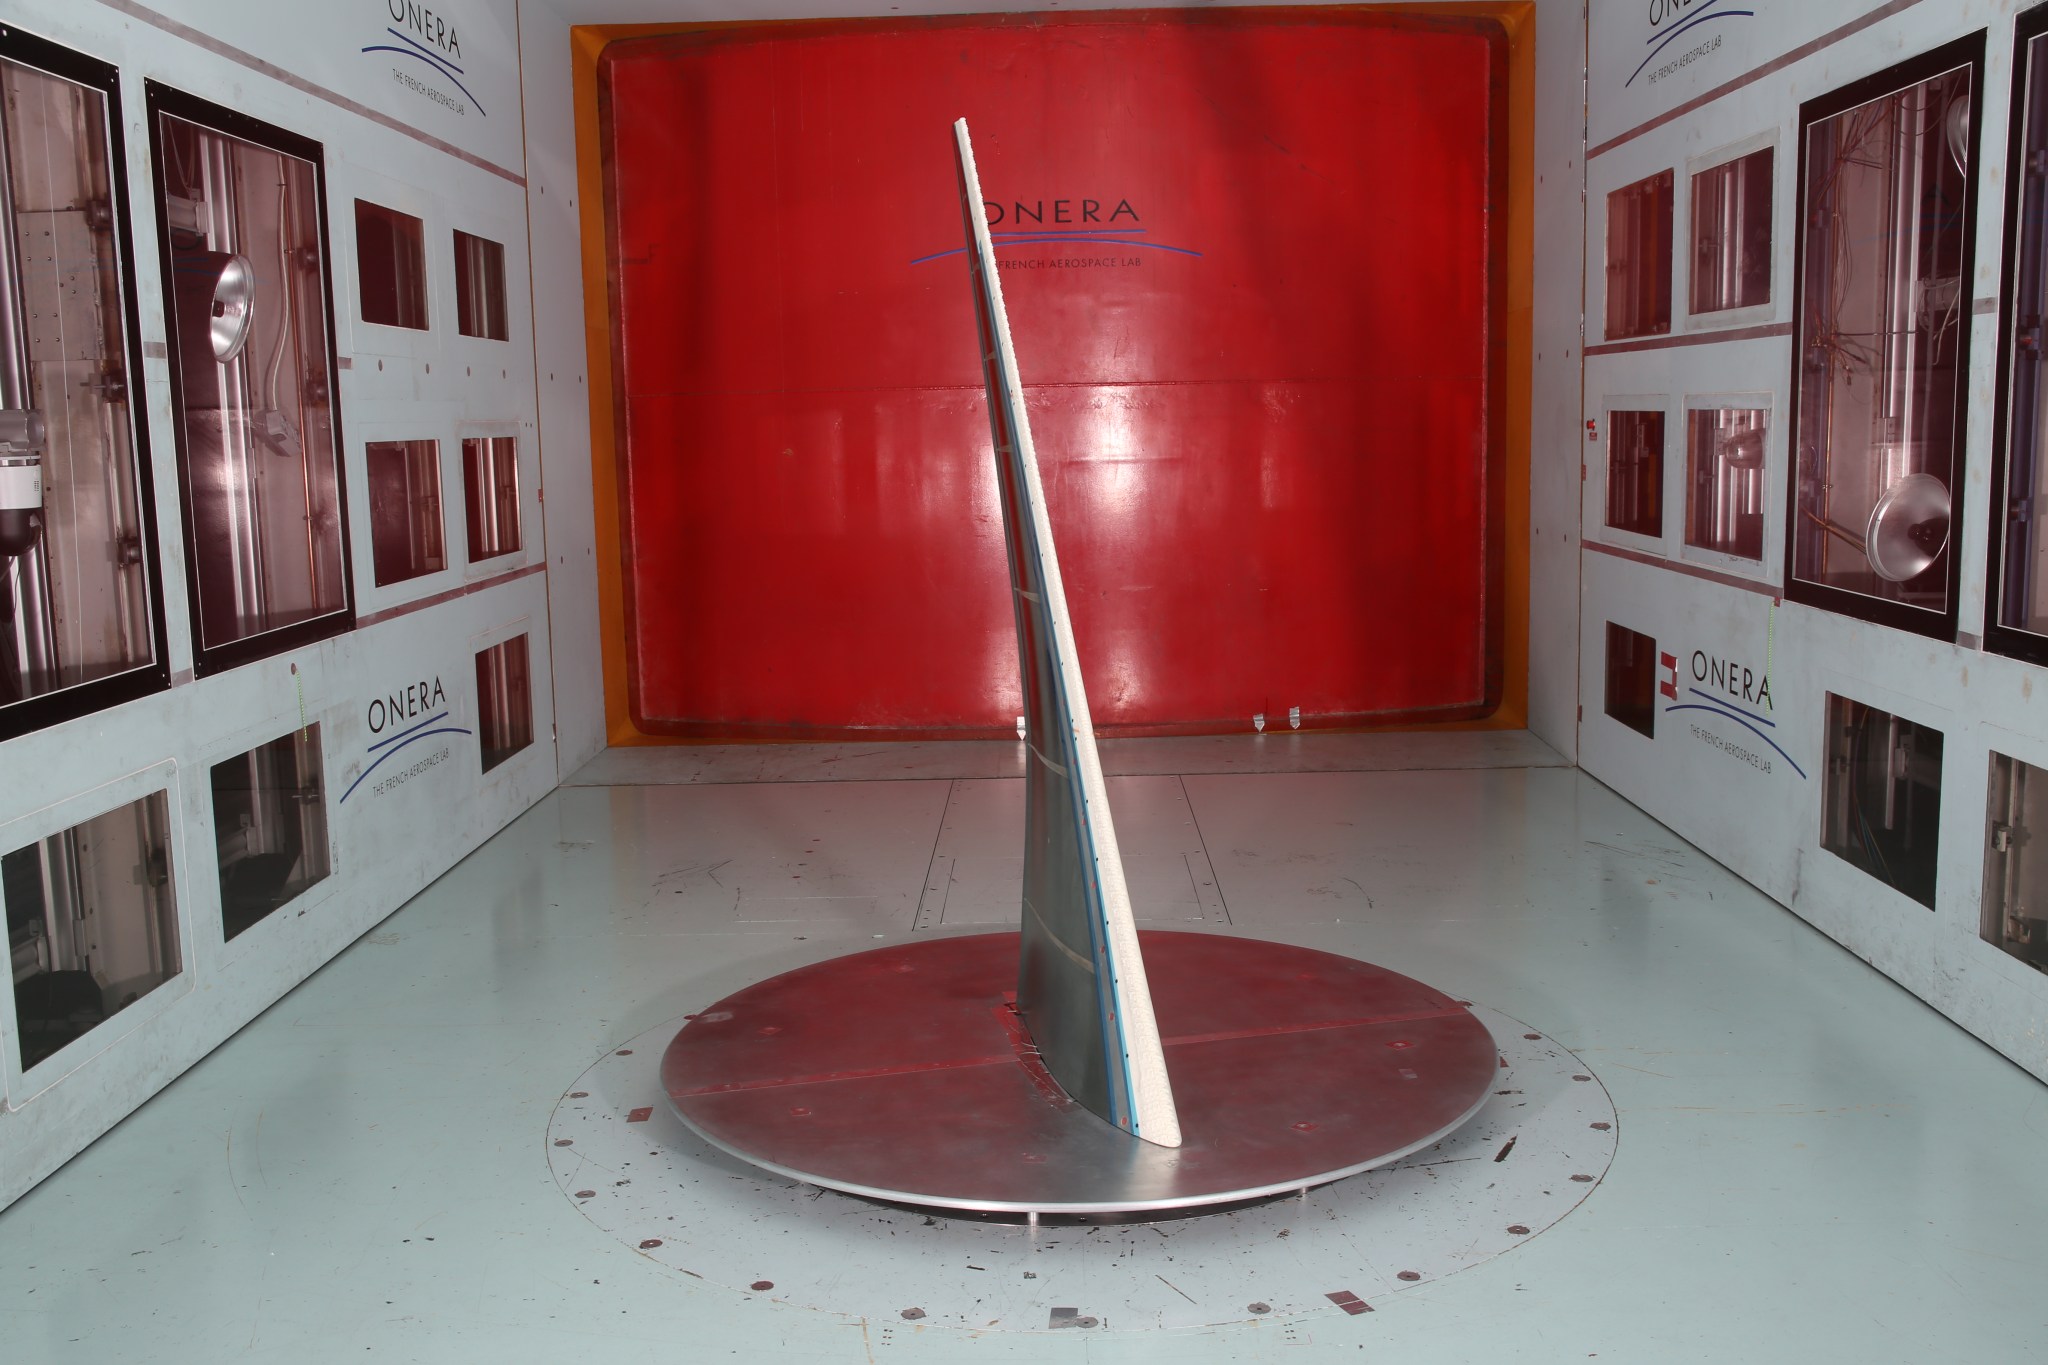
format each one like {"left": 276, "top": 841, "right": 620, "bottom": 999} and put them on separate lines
{"left": 1572, "top": 1074, "right": 1592, "bottom": 1082}
{"left": 1387, "top": 1040, "right": 1412, "bottom": 1049}
{"left": 900, "top": 1308, "right": 925, "bottom": 1321}
{"left": 1571, "top": 1174, "right": 1594, "bottom": 1183}
{"left": 640, "top": 1238, "right": 662, "bottom": 1249}
{"left": 759, "top": 1026, "right": 783, "bottom": 1036}
{"left": 1397, "top": 1271, "right": 1422, "bottom": 1282}
{"left": 1591, "top": 1121, "right": 1612, "bottom": 1130}
{"left": 1021, "top": 1153, "right": 1047, "bottom": 1163}
{"left": 575, "top": 1190, "right": 596, "bottom": 1198}
{"left": 1507, "top": 1224, "right": 1531, "bottom": 1236}
{"left": 1522, "top": 1033, "right": 1541, "bottom": 1040}
{"left": 1291, "top": 1121, "right": 1317, "bottom": 1132}
{"left": 569, "top": 1091, "right": 589, "bottom": 1099}
{"left": 1248, "top": 1302, "right": 1271, "bottom": 1315}
{"left": 616, "top": 1049, "right": 634, "bottom": 1056}
{"left": 790, "top": 1107, "right": 811, "bottom": 1117}
{"left": 554, "top": 1138, "right": 572, "bottom": 1147}
{"left": 750, "top": 1280, "right": 774, "bottom": 1292}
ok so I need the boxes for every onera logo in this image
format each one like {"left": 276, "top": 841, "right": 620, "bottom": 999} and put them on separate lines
{"left": 1652, "top": 641, "right": 1806, "bottom": 779}
{"left": 982, "top": 197, "right": 1140, "bottom": 228}
{"left": 911, "top": 193, "right": 1201, "bottom": 267}
{"left": 363, "top": 1, "right": 485, "bottom": 116}
{"left": 1625, "top": 0, "right": 1752, "bottom": 90}
{"left": 341, "top": 675, "right": 471, "bottom": 804}
{"left": 386, "top": 0, "right": 462, "bottom": 58}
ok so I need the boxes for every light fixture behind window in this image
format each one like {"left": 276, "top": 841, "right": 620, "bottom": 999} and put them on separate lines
{"left": 1788, "top": 36, "right": 1981, "bottom": 638}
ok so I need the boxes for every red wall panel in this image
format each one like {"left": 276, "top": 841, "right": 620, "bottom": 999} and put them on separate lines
{"left": 603, "top": 11, "right": 1504, "bottom": 737}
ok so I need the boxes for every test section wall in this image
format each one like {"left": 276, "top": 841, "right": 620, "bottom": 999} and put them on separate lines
{"left": 1577, "top": 0, "right": 2048, "bottom": 1081}
{"left": 0, "top": 0, "right": 600, "bottom": 1206}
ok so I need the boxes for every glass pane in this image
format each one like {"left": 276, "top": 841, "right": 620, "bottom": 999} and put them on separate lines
{"left": 211, "top": 724, "right": 329, "bottom": 941}
{"left": 475, "top": 635, "right": 532, "bottom": 773}
{"left": 1606, "top": 409, "right": 1664, "bottom": 536}
{"left": 157, "top": 105, "right": 347, "bottom": 661}
{"left": 1821, "top": 694, "right": 1942, "bottom": 910}
{"left": 462, "top": 435, "right": 520, "bottom": 561}
{"left": 1997, "top": 35, "right": 2048, "bottom": 640}
{"left": 366, "top": 438, "right": 443, "bottom": 586}
{"left": 1603, "top": 622, "right": 1657, "bottom": 739}
{"left": 1605, "top": 169, "right": 1673, "bottom": 340}
{"left": 1685, "top": 408, "right": 1767, "bottom": 559}
{"left": 1792, "top": 62, "right": 1972, "bottom": 615}
{"left": 0, "top": 54, "right": 156, "bottom": 726}
{"left": 1984, "top": 753, "right": 2048, "bottom": 973}
{"left": 1690, "top": 146, "right": 1773, "bottom": 314}
{"left": 355, "top": 200, "right": 427, "bottom": 330}
{"left": 6, "top": 790, "right": 178, "bottom": 1071}
{"left": 453, "top": 230, "right": 506, "bottom": 340}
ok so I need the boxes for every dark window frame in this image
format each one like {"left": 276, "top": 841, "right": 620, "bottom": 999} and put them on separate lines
{"left": 1603, "top": 406, "right": 1667, "bottom": 542}
{"left": 1686, "top": 142, "right": 1776, "bottom": 320}
{"left": 1602, "top": 622, "right": 1659, "bottom": 740}
{"left": 1782, "top": 31, "right": 1985, "bottom": 643}
{"left": 365, "top": 437, "right": 446, "bottom": 587}
{"left": 354, "top": 198, "right": 430, "bottom": 331}
{"left": 144, "top": 81, "right": 355, "bottom": 678}
{"left": 0, "top": 25, "right": 169, "bottom": 740}
{"left": 452, "top": 228, "right": 508, "bottom": 341}
{"left": 1987, "top": 6, "right": 2048, "bottom": 667}
{"left": 1605, "top": 167, "right": 1675, "bottom": 342}
{"left": 209, "top": 723, "right": 331, "bottom": 943}
{"left": 461, "top": 433, "right": 522, "bottom": 563}
{"left": 474, "top": 633, "right": 533, "bottom": 775}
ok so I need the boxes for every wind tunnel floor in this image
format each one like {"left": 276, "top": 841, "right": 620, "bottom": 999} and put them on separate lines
{"left": 2, "top": 732, "right": 2044, "bottom": 1362}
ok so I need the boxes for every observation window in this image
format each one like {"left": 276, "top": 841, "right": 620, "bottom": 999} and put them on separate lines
{"left": 453, "top": 230, "right": 507, "bottom": 340}
{"left": 355, "top": 200, "right": 427, "bottom": 330}
{"left": 366, "top": 439, "right": 444, "bottom": 586}
{"left": 475, "top": 634, "right": 532, "bottom": 774}
{"left": 1984, "top": 753, "right": 2048, "bottom": 973}
{"left": 1790, "top": 39, "right": 1980, "bottom": 638}
{"left": 1605, "top": 169, "right": 1673, "bottom": 341}
{"left": 211, "top": 724, "right": 329, "bottom": 941}
{"left": 149, "top": 85, "right": 351, "bottom": 675}
{"left": 1988, "top": 12, "right": 2048, "bottom": 664}
{"left": 0, "top": 32, "right": 165, "bottom": 741}
{"left": 1821, "top": 694, "right": 1942, "bottom": 910}
{"left": 1603, "top": 623, "right": 1658, "bottom": 739}
{"left": 1605, "top": 409, "right": 1664, "bottom": 537}
{"left": 1685, "top": 407, "right": 1768, "bottom": 560}
{"left": 5, "top": 790, "right": 178, "bottom": 1072}
{"left": 462, "top": 435, "right": 520, "bottom": 561}
{"left": 1690, "top": 147, "right": 1773, "bottom": 316}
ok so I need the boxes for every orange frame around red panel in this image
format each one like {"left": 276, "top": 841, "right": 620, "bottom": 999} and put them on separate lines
{"left": 572, "top": 6, "right": 1534, "bottom": 745}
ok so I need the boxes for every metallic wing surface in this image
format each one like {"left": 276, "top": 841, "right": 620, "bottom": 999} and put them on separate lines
{"left": 952, "top": 119, "right": 1181, "bottom": 1149}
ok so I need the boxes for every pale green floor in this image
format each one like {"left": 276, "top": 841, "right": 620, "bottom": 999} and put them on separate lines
{"left": 2, "top": 741, "right": 2044, "bottom": 1363}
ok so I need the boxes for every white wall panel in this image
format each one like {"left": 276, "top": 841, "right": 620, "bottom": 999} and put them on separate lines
{"left": 1581, "top": 0, "right": 2048, "bottom": 1082}
{"left": 0, "top": 0, "right": 574, "bottom": 1206}
{"left": 519, "top": 0, "right": 603, "bottom": 773}
{"left": 1529, "top": 0, "right": 1591, "bottom": 756}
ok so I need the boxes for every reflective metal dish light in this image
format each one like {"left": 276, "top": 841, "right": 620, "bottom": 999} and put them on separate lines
{"left": 1864, "top": 472, "right": 1951, "bottom": 583}
{"left": 205, "top": 252, "right": 256, "bottom": 361}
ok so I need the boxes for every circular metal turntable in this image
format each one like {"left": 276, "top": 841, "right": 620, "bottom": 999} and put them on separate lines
{"left": 661, "top": 930, "right": 1500, "bottom": 1214}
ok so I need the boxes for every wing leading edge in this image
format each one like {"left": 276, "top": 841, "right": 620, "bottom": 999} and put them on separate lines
{"left": 952, "top": 118, "right": 1181, "bottom": 1149}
